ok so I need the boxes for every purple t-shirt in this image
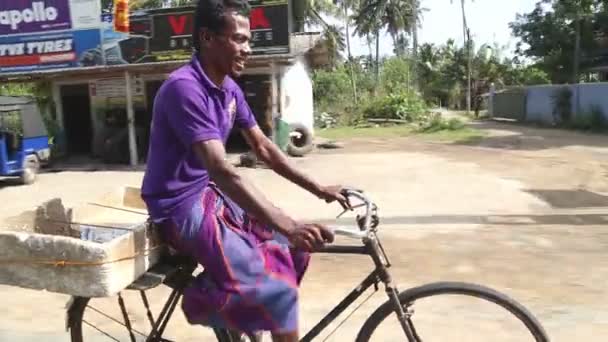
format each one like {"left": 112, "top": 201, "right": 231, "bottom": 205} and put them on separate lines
{"left": 141, "top": 55, "right": 257, "bottom": 219}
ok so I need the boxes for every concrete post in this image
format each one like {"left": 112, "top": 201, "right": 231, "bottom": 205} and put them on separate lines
{"left": 489, "top": 82, "right": 496, "bottom": 118}
{"left": 124, "top": 71, "right": 138, "bottom": 167}
{"left": 270, "top": 62, "right": 279, "bottom": 142}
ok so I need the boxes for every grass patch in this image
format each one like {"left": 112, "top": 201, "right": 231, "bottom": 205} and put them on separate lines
{"left": 317, "top": 124, "right": 486, "bottom": 144}
{"left": 317, "top": 125, "right": 416, "bottom": 140}
{"left": 419, "top": 127, "right": 487, "bottom": 144}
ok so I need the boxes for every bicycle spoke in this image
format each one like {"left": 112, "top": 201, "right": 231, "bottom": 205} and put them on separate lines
{"left": 82, "top": 319, "right": 122, "bottom": 342}
{"left": 86, "top": 305, "right": 148, "bottom": 337}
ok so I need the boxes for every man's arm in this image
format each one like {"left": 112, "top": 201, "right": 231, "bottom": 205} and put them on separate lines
{"left": 241, "top": 125, "right": 335, "bottom": 200}
{"left": 232, "top": 88, "right": 347, "bottom": 206}
{"left": 192, "top": 138, "right": 296, "bottom": 235}
{"left": 192, "top": 138, "right": 334, "bottom": 250}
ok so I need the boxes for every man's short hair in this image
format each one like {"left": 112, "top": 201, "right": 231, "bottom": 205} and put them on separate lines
{"left": 192, "top": 0, "right": 251, "bottom": 51}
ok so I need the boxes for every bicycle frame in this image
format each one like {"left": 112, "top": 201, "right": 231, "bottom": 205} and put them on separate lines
{"left": 139, "top": 233, "right": 406, "bottom": 342}
{"left": 301, "top": 231, "right": 411, "bottom": 342}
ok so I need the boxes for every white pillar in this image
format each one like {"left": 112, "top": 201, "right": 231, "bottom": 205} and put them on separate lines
{"left": 270, "top": 62, "right": 279, "bottom": 141}
{"left": 124, "top": 71, "right": 138, "bottom": 166}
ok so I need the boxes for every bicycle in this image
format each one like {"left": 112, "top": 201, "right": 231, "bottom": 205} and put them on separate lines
{"left": 66, "top": 188, "right": 550, "bottom": 341}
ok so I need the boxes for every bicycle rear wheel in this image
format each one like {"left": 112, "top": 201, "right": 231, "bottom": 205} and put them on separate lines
{"left": 67, "top": 292, "right": 262, "bottom": 342}
{"left": 355, "top": 282, "right": 549, "bottom": 342}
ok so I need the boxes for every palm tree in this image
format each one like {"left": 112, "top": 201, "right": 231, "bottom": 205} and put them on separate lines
{"left": 451, "top": 0, "right": 472, "bottom": 113}
{"left": 409, "top": 0, "right": 428, "bottom": 89}
{"left": 294, "top": 0, "right": 346, "bottom": 66}
{"left": 353, "top": 0, "right": 416, "bottom": 92}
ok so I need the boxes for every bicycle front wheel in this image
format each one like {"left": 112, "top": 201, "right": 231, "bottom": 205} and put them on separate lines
{"left": 356, "top": 282, "right": 549, "bottom": 342}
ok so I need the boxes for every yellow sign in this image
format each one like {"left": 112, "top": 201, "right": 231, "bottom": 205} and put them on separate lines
{"left": 114, "top": 0, "right": 130, "bottom": 33}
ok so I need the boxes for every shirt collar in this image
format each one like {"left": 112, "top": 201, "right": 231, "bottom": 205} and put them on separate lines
{"left": 190, "top": 53, "right": 228, "bottom": 92}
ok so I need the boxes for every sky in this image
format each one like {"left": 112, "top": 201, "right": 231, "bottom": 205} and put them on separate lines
{"left": 342, "top": 0, "right": 540, "bottom": 57}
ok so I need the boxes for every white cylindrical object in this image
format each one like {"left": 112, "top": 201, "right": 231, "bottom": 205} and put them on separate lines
{"left": 124, "top": 70, "right": 138, "bottom": 166}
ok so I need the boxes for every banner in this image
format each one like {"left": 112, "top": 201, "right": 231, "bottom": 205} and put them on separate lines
{"left": 0, "top": 0, "right": 72, "bottom": 35}
{"left": 248, "top": 1, "right": 290, "bottom": 55}
{"left": 0, "top": 0, "right": 101, "bottom": 73}
{"left": 0, "top": 29, "right": 102, "bottom": 73}
{"left": 0, "top": 0, "right": 100, "bottom": 35}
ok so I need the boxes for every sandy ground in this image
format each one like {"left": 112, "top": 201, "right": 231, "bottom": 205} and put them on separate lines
{"left": 0, "top": 120, "right": 607, "bottom": 341}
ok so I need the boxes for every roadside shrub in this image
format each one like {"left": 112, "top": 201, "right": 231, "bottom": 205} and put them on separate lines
{"left": 312, "top": 67, "right": 352, "bottom": 106}
{"left": 417, "top": 115, "right": 465, "bottom": 132}
{"left": 381, "top": 57, "right": 413, "bottom": 93}
{"left": 362, "top": 91, "right": 428, "bottom": 122}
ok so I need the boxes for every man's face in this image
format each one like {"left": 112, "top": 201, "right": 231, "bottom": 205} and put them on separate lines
{"left": 203, "top": 11, "right": 252, "bottom": 78}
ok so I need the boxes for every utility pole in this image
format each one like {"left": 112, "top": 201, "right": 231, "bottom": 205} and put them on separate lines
{"left": 411, "top": 0, "right": 419, "bottom": 90}
{"left": 466, "top": 28, "right": 472, "bottom": 114}
{"left": 573, "top": 10, "right": 581, "bottom": 84}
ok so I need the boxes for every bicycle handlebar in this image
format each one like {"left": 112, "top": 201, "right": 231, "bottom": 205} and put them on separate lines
{"left": 330, "top": 188, "right": 377, "bottom": 240}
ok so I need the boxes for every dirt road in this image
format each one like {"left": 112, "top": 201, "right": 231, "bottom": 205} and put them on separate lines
{"left": 0, "top": 121, "right": 606, "bottom": 341}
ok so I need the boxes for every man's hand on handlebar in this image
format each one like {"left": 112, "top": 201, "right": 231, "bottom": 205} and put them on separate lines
{"left": 316, "top": 185, "right": 352, "bottom": 210}
{"left": 287, "top": 223, "right": 335, "bottom": 252}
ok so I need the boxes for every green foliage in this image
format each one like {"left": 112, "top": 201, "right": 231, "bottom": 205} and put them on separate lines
{"left": 362, "top": 91, "right": 428, "bottom": 121}
{"left": 313, "top": 67, "right": 352, "bottom": 103}
{"left": 505, "top": 66, "right": 551, "bottom": 86}
{"left": 380, "top": 57, "right": 412, "bottom": 93}
{"left": 417, "top": 115, "right": 466, "bottom": 133}
{"left": 0, "top": 110, "right": 23, "bottom": 134}
{"left": 0, "top": 83, "right": 34, "bottom": 96}
{"left": 509, "top": 0, "right": 603, "bottom": 83}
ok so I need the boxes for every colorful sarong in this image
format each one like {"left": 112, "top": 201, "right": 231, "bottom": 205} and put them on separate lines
{"left": 159, "top": 184, "right": 310, "bottom": 334}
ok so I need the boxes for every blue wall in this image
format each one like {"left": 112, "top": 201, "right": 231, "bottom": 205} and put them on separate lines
{"left": 522, "top": 83, "right": 608, "bottom": 124}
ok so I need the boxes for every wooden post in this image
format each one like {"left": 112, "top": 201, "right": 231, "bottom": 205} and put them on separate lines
{"left": 124, "top": 70, "right": 138, "bottom": 166}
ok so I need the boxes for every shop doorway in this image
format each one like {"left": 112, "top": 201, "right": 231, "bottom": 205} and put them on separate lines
{"left": 61, "top": 84, "right": 92, "bottom": 155}
{"left": 142, "top": 80, "right": 164, "bottom": 160}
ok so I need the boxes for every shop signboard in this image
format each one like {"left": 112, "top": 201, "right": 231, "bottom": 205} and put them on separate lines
{"left": 102, "top": 0, "right": 291, "bottom": 64}
{"left": 0, "top": 28, "right": 103, "bottom": 73}
{"left": 247, "top": 0, "right": 290, "bottom": 55}
{"left": 0, "top": 0, "right": 102, "bottom": 73}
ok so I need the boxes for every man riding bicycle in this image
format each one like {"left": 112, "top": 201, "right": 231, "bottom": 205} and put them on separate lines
{"left": 141, "top": 0, "right": 348, "bottom": 341}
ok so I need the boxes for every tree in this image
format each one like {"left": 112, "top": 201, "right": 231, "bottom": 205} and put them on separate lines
{"left": 408, "top": 0, "right": 428, "bottom": 88}
{"left": 413, "top": 38, "right": 547, "bottom": 108}
{"left": 333, "top": 0, "right": 360, "bottom": 103}
{"left": 353, "top": 0, "right": 416, "bottom": 92}
{"left": 510, "top": 0, "right": 601, "bottom": 84}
